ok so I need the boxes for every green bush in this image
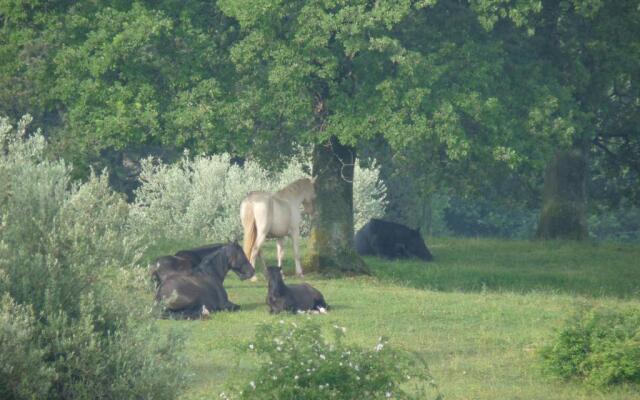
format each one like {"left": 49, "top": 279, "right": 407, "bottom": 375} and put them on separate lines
{"left": 0, "top": 295, "right": 54, "bottom": 399}
{"left": 0, "top": 115, "right": 186, "bottom": 399}
{"left": 540, "top": 305, "right": 640, "bottom": 387}
{"left": 223, "top": 320, "right": 440, "bottom": 400}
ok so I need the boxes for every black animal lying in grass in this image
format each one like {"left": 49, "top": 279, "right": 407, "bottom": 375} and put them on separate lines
{"left": 266, "top": 266, "right": 328, "bottom": 314}
{"left": 155, "top": 242, "right": 254, "bottom": 317}
{"left": 355, "top": 218, "right": 433, "bottom": 261}
{"left": 150, "top": 243, "right": 223, "bottom": 288}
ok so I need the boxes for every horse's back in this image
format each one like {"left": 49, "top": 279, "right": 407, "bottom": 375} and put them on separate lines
{"left": 175, "top": 243, "right": 223, "bottom": 265}
{"left": 157, "top": 272, "right": 229, "bottom": 312}
{"left": 355, "top": 219, "right": 432, "bottom": 260}
{"left": 287, "top": 283, "right": 326, "bottom": 310}
{"left": 242, "top": 191, "right": 272, "bottom": 204}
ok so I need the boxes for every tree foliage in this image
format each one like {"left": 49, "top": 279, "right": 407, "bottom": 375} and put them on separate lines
{"left": 1, "top": 0, "right": 638, "bottom": 227}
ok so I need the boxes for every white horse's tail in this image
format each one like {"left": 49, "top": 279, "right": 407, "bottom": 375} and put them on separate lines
{"left": 241, "top": 200, "right": 257, "bottom": 260}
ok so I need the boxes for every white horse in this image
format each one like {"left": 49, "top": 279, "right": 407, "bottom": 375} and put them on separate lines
{"left": 240, "top": 177, "right": 316, "bottom": 278}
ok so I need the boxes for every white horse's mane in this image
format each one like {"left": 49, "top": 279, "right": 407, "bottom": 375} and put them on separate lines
{"left": 276, "top": 177, "right": 313, "bottom": 198}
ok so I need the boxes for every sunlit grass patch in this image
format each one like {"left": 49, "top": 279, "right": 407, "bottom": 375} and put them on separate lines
{"left": 145, "top": 237, "right": 640, "bottom": 400}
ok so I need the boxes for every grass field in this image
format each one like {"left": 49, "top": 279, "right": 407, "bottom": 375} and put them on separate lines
{"left": 148, "top": 237, "right": 640, "bottom": 400}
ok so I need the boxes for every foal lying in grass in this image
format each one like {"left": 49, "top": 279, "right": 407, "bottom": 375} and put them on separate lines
{"left": 266, "top": 266, "right": 328, "bottom": 314}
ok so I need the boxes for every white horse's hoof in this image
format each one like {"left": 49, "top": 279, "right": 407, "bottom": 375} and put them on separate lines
{"left": 250, "top": 275, "right": 258, "bottom": 282}
{"left": 318, "top": 307, "right": 327, "bottom": 314}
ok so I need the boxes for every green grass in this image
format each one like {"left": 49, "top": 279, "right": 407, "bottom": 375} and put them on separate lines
{"left": 147, "top": 237, "right": 640, "bottom": 400}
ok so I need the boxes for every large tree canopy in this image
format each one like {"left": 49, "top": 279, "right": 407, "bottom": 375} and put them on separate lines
{"left": 1, "top": 0, "right": 639, "bottom": 257}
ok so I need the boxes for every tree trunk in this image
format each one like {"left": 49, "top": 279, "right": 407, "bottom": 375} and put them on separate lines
{"left": 536, "top": 148, "right": 588, "bottom": 240}
{"left": 303, "top": 136, "right": 369, "bottom": 276}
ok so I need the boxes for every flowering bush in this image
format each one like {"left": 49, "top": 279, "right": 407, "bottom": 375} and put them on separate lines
{"left": 130, "top": 152, "right": 387, "bottom": 243}
{"left": 222, "top": 320, "right": 440, "bottom": 400}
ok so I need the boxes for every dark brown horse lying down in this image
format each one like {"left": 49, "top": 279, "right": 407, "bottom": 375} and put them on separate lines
{"left": 266, "top": 266, "right": 328, "bottom": 314}
{"left": 150, "top": 243, "right": 223, "bottom": 288}
{"left": 155, "top": 242, "right": 254, "bottom": 317}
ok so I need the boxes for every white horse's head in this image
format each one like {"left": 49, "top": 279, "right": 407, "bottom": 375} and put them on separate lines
{"left": 276, "top": 177, "right": 317, "bottom": 214}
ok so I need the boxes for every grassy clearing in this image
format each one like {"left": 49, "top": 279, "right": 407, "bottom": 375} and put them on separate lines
{"left": 147, "top": 238, "right": 640, "bottom": 400}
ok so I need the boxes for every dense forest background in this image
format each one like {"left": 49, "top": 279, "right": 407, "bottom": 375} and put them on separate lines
{"left": 1, "top": 0, "right": 638, "bottom": 242}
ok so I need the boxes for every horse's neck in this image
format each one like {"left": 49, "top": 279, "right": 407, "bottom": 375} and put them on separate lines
{"left": 202, "top": 252, "right": 229, "bottom": 281}
{"left": 269, "top": 277, "right": 287, "bottom": 296}
{"left": 275, "top": 190, "right": 303, "bottom": 206}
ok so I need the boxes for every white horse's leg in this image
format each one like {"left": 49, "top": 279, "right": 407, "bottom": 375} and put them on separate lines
{"left": 250, "top": 231, "right": 268, "bottom": 281}
{"left": 276, "top": 238, "right": 285, "bottom": 267}
{"left": 276, "top": 238, "right": 286, "bottom": 280}
{"left": 250, "top": 201, "right": 271, "bottom": 282}
{"left": 291, "top": 230, "right": 303, "bottom": 277}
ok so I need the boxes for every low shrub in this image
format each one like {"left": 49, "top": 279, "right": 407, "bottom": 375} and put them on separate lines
{"left": 223, "top": 319, "right": 440, "bottom": 400}
{"left": 540, "top": 305, "right": 640, "bottom": 387}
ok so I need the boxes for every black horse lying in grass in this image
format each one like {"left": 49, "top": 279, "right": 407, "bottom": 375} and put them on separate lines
{"left": 355, "top": 218, "right": 433, "bottom": 261}
{"left": 150, "top": 243, "right": 223, "bottom": 288}
{"left": 155, "top": 242, "right": 254, "bottom": 317}
{"left": 266, "top": 266, "right": 328, "bottom": 314}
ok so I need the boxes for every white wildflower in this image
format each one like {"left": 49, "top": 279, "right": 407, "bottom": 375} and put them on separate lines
{"left": 249, "top": 381, "right": 256, "bottom": 390}
{"left": 319, "top": 354, "right": 326, "bottom": 360}
{"left": 375, "top": 343, "right": 384, "bottom": 352}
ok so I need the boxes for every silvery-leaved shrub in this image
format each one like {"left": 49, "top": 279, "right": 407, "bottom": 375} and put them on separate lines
{"left": 222, "top": 320, "right": 440, "bottom": 400}
{"left": 354, "top": 160, "right": 388, "bottom": 231}
{"left": 0, "top": 116, "right": 186, "bottom": 399}
{"left": 131, "top": 152, "right": 279, "bottom": 242}
{"left": 131, "top": 152, "right": 387, "bottom": 243}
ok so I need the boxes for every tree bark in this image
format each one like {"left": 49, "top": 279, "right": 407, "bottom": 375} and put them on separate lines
{"left": 303, "top": 136, "right": 369, "bottom": 276}
{"left": 536, "top": 148, "right": 589, "bottom": 240}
